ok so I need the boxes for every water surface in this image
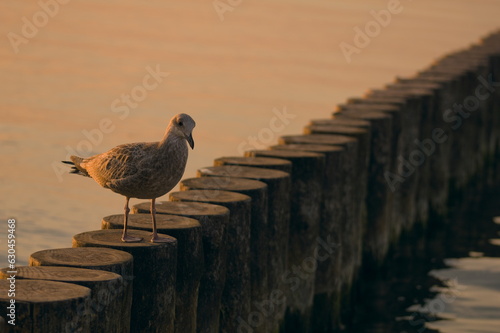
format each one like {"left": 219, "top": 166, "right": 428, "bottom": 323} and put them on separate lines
{"left": 348, "top": 193, "right": 500, "bottom": 333}
{"left": 1, "top": 0, "right": 499, "bottom": 276}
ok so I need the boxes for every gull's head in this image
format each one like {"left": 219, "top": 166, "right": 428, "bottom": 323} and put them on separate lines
{"left": 170, "top": 113, "right": 196, "bottom": 149}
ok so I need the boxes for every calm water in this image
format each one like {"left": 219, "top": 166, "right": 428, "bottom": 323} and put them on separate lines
{"left": 1, "top": 2, "right": 500, "bottom": 331}
{"left": 348, "top": 193, "right": 500, "bottom": 333}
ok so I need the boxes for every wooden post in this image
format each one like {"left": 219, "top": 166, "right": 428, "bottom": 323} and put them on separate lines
{"left": 480, "top": 34, "right": 500, "bottom": 185}
{"left": 354, "top": 96, "right": 410, "bottom": 239}
{"left": 421, "top": 60, "right": 487, "bottom": 198}
{"left": 179, "top": 177, "right": 270, "bottom": 333}
{"left": 364, "top": 88, "right": 433, "bottom": 226}
{"left": 133, "top": 201, "right": 229, "bottom": 333}
{"left": 332, "top": 108, "right": 394, "bottom": 264}
{"left": 72, "top": 229, "right": 177, "bottom": 333}
{"left": 197, "top": 165, "right": 291, "bottom": 332}
{"left": 486, "top": 53, "right": 500, "bottom": 185}
{"left": 0, "top": 279, "right": 91, "bottom": 332}
{"left": 1, "top": 266, "right": 126, "bottom": 333}
{"left": 407, "top": 71, "right": 465, "bottom": 217}
{"left": 309, "top": 117, "right": 371, "bottom": 129}
{"left": 245, "top": 149, "right": 324, "bottom": 333}
{"left": 336, "top": 103, "right": 403, "bottom": 243}
{"left": 419, "top": 55, "right": 492, "bottom": 201}
{"left": 304, "top": 125, "right": 371, "bottom": 241}
{"left": 347, "top": 94, "right": 407, "bottom": 106}
{"left": 490, "top": 55, "right": 500, "bottom": 185}
{"left": 29, "top": 247, "right": 134, "bottom": 333}
{"left": 29, "top": 247, "right": 133, "bottom": 278}
{"left": 169, "top": 190, "right": 252, "bottom": 333}
{"left": 379, "top": 84, "right": 436, "bottom": 231}
{"left": 407, "top": 76, "right": 472, "bottom": 213}
{"left": 304, "top": 124, "right": 367, "bottom": 140}
{"left": 463, "top": 45, "right": 500, "bottom": 188}
{"left": 102, "top": 214, "right": 203, "bottom": 333}
{"left": 277, "top": 134, "right": 362, "bottom": 286}
{"left": 351, "top": 93, "right": 420, "bottom": 232}
{"left": 389, "top": 75, "right": 460, "bottom": 208}
{"left": 351, "top": 93, "right": 424, "bottom": 235}
{"left": 214, "top": 156, "right": 292, "bottom": 174}
{"left": 269, "top": 143, "right": 345, "bottom": 332}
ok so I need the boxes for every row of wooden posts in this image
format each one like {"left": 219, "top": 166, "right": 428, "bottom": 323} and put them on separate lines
{"left": 2, "top": 30, "right": 500, "bottom": 333}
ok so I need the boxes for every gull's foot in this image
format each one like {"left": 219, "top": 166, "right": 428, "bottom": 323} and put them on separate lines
{"left": 150, "top": 234, "right": 171, "bottom": 243}
{"left": 121, "top": 234, "right": 143, "bottom": 243}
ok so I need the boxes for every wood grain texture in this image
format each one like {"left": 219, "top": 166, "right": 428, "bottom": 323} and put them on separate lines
{"left": 170, "top": 190, "right": 251, "bottom": 333}
{"left": 102, "top": 213, "right": 203, "bottom": 333}
{"left": 198, "top": 164, "right": 291, "bottom": 331}
{"left": 72, "top": 229, "right": 177, "bottom": 333}
{"left": 245, "top": 149, "right": 324, "bottom": 333}
{"left": 0, "top": 279, "right": 91, "bottom": 333}
{"left": 1, "top": 266, "right": 126, "bottom": 333}
{"left": 181, "top": 176, "right": 270, "bottom": 333}
{"left": 133, "top": 201, "right": 229, "bottom": 333}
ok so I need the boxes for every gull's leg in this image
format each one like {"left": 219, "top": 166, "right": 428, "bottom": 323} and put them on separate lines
{"left": 150, "top": 198, "right": 170, "bottom": 243}
{"left": 121, "top": 197, "right": 142, "bottom": 243}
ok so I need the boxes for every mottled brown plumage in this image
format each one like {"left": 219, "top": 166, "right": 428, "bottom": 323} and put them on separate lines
{"left": 64, "top": 113, "right": 195, "bottom": 242}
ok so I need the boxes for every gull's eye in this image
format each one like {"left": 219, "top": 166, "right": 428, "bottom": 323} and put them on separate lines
{"left": 178, "top": 121, "right": 183, "bottom": 126}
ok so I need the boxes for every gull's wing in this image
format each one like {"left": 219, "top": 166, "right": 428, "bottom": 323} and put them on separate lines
{"left": 81, "top": 142, "right": 157, "bottom": 188}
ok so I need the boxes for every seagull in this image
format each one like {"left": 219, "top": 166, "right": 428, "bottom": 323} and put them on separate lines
{"left": 63, "top": 113, "right": 195, "bottom": 243}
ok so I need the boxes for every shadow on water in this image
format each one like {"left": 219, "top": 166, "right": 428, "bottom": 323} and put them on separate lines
{"left": 344, "top": 190, "right": 500, "bottom": 333}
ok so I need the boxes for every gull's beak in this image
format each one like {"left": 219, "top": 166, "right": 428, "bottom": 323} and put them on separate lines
{"left": 187, "top": 133, "right": 195, "bottom": 149}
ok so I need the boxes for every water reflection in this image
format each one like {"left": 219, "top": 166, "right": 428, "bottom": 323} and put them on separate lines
{"left": 347, "top": 192, "right": 500, "bottom": 333}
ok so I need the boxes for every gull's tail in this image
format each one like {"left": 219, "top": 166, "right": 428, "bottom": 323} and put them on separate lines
{"left": 62, "top": 156, "right": 90, "bottom": 177}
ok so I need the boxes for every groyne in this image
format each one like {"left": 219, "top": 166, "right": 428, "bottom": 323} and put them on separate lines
{"left": 1, "top": 30, "right": 500, "bottom": 332}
